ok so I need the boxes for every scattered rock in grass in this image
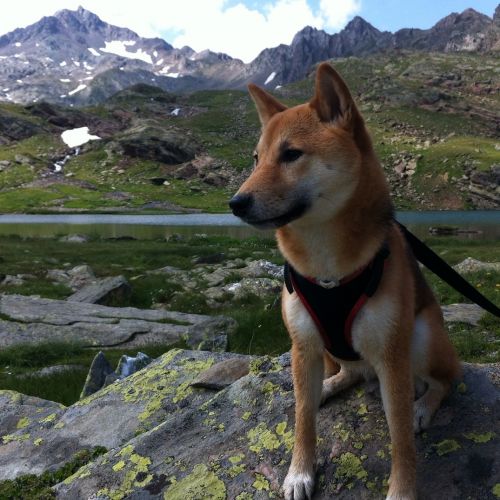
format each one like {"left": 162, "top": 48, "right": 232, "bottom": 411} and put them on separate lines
{"left": 81, "top": 351, "right": 153, "bottom": 398}
{"left": 18, "top": 365, "right": 85, "bottom": 379}
{"left": 1, "top": 275, "right": 27, "bottom": 286}
{"left": 441, "top": 303, "right": 486, "bottom": 326}
{"left": 115, "top": 352, "right": 152, "bottom": 378}
{"left": 80, "top": 352, "right": 115, "bottom": 399}
{"left": 453, "top": 257, "right": 500, "bottom": 274}
{"left": 239, "top": 259, "right": 283, "bottom": 280}
{"left": 67, "top": 275, "right": 131, "bottom": 305}
{"left": 59, "top": 234, "right": 89, "bottom": 244}
{"left": 47, "top": 264, "right": 96, "bottom": 290}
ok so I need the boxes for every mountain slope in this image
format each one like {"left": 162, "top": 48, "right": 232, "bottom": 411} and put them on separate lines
{"left": 0, "top": 50, "right": 498, "bottom": 213}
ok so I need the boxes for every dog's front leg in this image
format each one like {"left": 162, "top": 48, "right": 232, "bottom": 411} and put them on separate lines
{"left": 376, "top": 353, "right": 417, "bottom": 500}
{"left": 283, "top": 341, "right": 324, "bottom": 500}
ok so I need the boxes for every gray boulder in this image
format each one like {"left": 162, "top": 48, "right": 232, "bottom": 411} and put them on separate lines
{"left": 441, "top": 303, "right": 487, "bottom": 326}
{"left": 80, "top": 352, "right": 115, "bottom": 399}
{"left": 67, "top": 275, "right": 132, "bottom": 305}
{"left": 0, "top": 350, "right": 497, "bottom": 499}
{"left": 0, "top": 294, "right": 236, "bottom": 350}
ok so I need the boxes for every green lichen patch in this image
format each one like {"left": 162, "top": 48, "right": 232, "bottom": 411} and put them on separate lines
{"left": 275, "top": 421, "right": 294, "bottom": 452}
{"left": 493, "top": 483, "right": 500, "bottom": 498}
{"left": 16, "top": 417, "right": 30, "bottom": 429}
{"left": 249, "top": 357, "right": 283, "bottom": 375}
{"left": 33, "top": 438, "right": 43, "bottom": 446}
{"left": 163, "top": 463, "right": 226, "bottom": 499}
{"left": 434, "top": 439, "right": 461, "bottom": 456}
{"left": 2, "top": 432, "right": 30, "bottom": 444}
{"left": 235, "top": 492, "right": 253, "bottom": 500}
{"left": 228, "top": 454, "right": 245, "bottom": 464}
{"left": 333, "top": 452, "right": 368, "bottom": 485}
{"left": 252, "top": 473, "right": 270, "bottom": 491}
{"left": 357, "top": 404, "right": 368, "bottom": 416}
{"left": 332, "top": 422, "right": 350, "bottom": 442}
{"left": 456, "top": 382, "right": 467, "bottom": 394}
{"left": 229, "top": 463, "right": 246, "bottom": 478}
{"left": 89, "top": 448, "right": 153, "bottom": 499}
{"left": 463, "top": 431, "right": 496, "bottom": 443}
{"left": 247, "top": 421, "right": 293, "bottom": 455}
{"left": 39, "top": 413, "right": 57, "bottom": 424}
{"left": 248, "top": 423, "right": 280, "bottom": 453}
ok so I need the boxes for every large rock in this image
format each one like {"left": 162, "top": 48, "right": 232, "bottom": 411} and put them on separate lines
{"left": 67, "top": 275, "right": 132, "bottom": 305}
{"left": 0, "top": 294, "right": 236, "bottom": 349}
{"left": 0, "top": 350, "right": 497, "bottom": 499}
{"left": 117, "top": 122, "right": 197, "bottom": 165}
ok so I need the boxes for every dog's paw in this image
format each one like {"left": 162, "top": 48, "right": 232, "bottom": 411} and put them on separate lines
{"left": 283, "top": 470, "right": 315, "bottom": 500}
{"left": 413, "top": 399, "right": 433, "bottom": 433}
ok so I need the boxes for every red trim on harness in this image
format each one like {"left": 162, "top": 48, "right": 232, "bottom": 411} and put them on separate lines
{"left": 343, "top": 293, "right": 368, "bottom": 347}
{"left": 290, "top": 272, "right": 333, "bottom": 352}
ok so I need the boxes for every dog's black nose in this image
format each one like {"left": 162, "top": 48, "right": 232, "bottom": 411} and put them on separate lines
{"left": 229, "top": 193, "right": 253, "bottom": 217}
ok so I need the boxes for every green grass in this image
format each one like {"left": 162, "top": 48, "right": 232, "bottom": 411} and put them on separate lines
{"left": 0, "top": 340, "right": 188, "bottom": 406}
{"left": 0, "top": 234, "right": 498, "bottom": 407}
{"left": 0, "top": 446, "right": 107, "bottom": 499}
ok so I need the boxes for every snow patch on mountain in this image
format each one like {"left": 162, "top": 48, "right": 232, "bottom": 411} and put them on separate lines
{"left": 264, "top": 72, "right": 276, "bottom": 85}
{"left": 100, "top": 40, "right": 152, "bottom": 64}
{"left": 61, "top": 127, "right": 101, "bottom": 148}
{"left": 68, "top": 84, "right": 87, "bottom": 96}
{"left": 88, "top": 48, "right": 100, "bottom": 57}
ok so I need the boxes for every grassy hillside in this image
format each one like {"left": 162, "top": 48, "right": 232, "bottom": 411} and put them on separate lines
{"left": 0, "top": 51, "right": 498, "bottom": 213}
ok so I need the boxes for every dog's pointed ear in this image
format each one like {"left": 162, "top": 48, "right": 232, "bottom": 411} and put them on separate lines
{"left": 248, "top": 83, "right": 287, "bottom": 127}
{"left": 310, "top": 63, "right": 355, "bottom": 126}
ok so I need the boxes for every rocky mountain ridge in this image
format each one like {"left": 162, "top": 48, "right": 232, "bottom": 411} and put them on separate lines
{"left": 0, "top": 5, "right": 499, "bottom": 105}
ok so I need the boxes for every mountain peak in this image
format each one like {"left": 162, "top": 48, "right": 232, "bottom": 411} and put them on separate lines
{"left": 343, "top": 16, "right": 379, "bottom": 34}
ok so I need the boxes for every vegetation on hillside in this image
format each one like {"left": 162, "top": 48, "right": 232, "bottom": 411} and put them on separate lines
{"left": 0, "top": 52, "right": 498, "bottom": 213}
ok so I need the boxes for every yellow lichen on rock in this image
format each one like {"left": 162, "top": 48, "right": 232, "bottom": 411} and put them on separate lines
{"left": 163, "top": 463, "right": 226, "bottom": 499}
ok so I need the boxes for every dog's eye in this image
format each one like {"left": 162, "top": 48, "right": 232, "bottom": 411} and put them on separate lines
{"left": 281, "top": 149, "right": 303, "bottom": 163}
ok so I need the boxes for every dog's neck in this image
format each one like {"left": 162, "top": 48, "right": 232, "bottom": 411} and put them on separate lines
{"left": 276, "top": 160, "right": 392, "bottom": 282}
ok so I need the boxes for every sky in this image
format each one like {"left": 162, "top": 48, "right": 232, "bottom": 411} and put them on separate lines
{"left": 0, "top": 0, "right": 498, "bottom": 63}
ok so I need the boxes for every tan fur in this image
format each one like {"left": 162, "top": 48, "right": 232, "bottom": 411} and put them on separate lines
{"left": 235, "top": 62, "right": 460, "bottom": 500}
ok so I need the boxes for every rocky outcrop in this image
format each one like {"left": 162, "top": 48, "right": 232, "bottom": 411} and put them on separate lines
{"left": 116, "top": 121, "right": 197, "bottom": 165}
{"left": 0, "top": 349, "right": 498, "bottom": 499}
{"left": 0, "top": 294, "right": 236, "bottom": 350}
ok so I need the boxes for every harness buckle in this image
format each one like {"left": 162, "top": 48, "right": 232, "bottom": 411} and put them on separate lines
{"left": 317, "top": 279, "right": 339, "bottom": 289}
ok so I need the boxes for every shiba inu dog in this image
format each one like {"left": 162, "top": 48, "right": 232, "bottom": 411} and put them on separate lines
{"left": 229, "top": 62, "right": 460, "bottom": 499}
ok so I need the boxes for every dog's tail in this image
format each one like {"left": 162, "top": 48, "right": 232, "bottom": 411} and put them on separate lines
{"left": 397, "top": 221, "right": 500, "bottom": 319}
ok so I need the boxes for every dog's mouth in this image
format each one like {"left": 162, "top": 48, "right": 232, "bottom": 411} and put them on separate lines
{"left": 242, "top": 201, "right": 310, "bottom": 229}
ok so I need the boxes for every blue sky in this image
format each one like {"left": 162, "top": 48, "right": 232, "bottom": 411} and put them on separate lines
{"left": 349, "top": 0, "right": 498, "bottom": 32}
{"left": 1, "top": 1, "right": 498, "bottom": 62}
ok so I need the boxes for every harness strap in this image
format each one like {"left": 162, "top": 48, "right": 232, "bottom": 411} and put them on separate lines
{"left": 397, "top": 222, "right": 500, "bottom": 318}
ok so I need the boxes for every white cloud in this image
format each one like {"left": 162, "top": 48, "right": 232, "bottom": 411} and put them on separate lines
{"left": 0, "top": 0, "right": 362, "bottom": 63}
{"left": 319, "top": 0, "right": 361, "bottom": 30}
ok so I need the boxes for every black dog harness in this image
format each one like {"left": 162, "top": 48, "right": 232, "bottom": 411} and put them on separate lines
{"left": 283, "top": 222, "right": 500, "bottom": 362}
{"left": 284, "top": 245, "right": 390, "bottom": 361}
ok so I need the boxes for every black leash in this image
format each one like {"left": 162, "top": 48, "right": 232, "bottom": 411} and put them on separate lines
{"left": 397, "top": 221, "right": 500, "bottom": 319}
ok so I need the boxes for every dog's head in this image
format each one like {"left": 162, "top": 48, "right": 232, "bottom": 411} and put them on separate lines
{"left": 229, "top": 63, "right": 371, "bottom": 229}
